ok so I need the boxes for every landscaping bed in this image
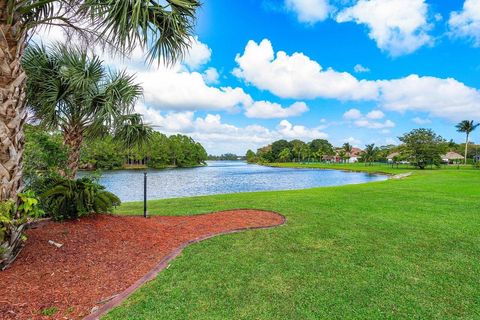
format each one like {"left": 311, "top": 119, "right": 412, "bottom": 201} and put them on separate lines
{"left": 0, "top": 210, "right": 284, "bottom": 319}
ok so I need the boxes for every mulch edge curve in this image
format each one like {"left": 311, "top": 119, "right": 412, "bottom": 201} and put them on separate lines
{"left": 83, "top": 209, "right": 286, "bottom": 320}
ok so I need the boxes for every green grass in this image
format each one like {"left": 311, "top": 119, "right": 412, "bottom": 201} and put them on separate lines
{"left": 106, "top": 164, "right": 480, "bottom": 319}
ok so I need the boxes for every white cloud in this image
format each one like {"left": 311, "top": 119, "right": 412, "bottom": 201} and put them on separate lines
{"left": 366, "top": 110, "right": 385, "bottom": 119}
{"left": 354, "top": 119, "right": 395, "bottom": 129}
{"left": 203, "top": 67, "right": 220, "bottom": 84}
{"left": 277, "top": 120, "right": 328, "bottom": 139}
{"left": 412, "top": 117, "right": 432, "bottom": 125}
{"left": 138, "top": 65, "right": 253, "bottom": 111}
{"left": 336, "top": 0, "right": 432, "bottom": 56}
{"left": 245, "top": 101, "right": 309, "bottom": 119}
{"left": 344, "top": 108, "right": 394, "bottom": 129}
{"left": 183, "top": 36, "right": 212, "bottom": 70}
{"left": 343, "top": 108, "right": 362, "bottom": 120}
{"left": 285, "top": 0, "right": 332, "bottom": 24}
{"left": 137, "top": 103, "right": 327, "bottom": 154}
{"left": 448, "top": 0, "right": 480, "bottom": 46}
{"left": 233, "top": 39, "right": 378, "bottom": 100}
{"left": 377, "top": 74, "right": 480, "bottom": 120}
{"left": 354, "top": 64, "right": 370, "bottom": 73}
{"left": 234, "top": 39, "right": 480, "bottom": 122}
{"left": 344, "top": 136, "right": 362, "bottom": 147}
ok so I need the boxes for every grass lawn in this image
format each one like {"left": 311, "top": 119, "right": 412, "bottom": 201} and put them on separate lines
{"left": 106, "top": 164, "right": 480, "bottom": 319}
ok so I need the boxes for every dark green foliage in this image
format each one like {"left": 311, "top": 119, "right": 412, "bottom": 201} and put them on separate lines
{"left": 23, "top": 124, "right": 69, "bottom": 186}
{"left": 361, "top": 143, "right": 380, "bottom": 165}
{"left": 399, "top": 128, "right": 447, "bottom": 169}
{"left": 245, "top": 150, "right": 257, "bottom": 163}
{"left": 250, "top": 139, "right": 335, "bottom": 163}
{"left": 271, "top": 140, "right": 290, "bottom": 160}
{"left": 41, "top": 177, "right": 121, "bottom": 221}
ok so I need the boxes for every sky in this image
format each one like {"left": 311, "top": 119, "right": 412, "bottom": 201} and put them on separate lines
{"left": 37, "top": 0, "right": 480, "bottom": 155}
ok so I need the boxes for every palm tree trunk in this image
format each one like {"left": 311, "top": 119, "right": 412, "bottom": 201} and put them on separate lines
{"left": 0, "top": 3, "right": 27, "bottom": 202}
{"left": 465, "top": 133, "right": 469, "bottom": 165}
{"left": 64, "top": 128, "right": 84, "bottom": 179}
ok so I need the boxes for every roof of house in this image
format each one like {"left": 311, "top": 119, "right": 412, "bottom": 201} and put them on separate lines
{"left": 349, "top": 147, "right": 363, "bottom": 157}
{"left": 387, "top": 152, "right": 400, "bottom": 159}
{"left": 442, "top": 151, "right": 464, "bottom": 160}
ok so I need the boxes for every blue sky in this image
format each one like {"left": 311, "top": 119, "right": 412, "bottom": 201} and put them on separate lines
{"left": 39, "top": 0, "right": 480, "bottom": 155}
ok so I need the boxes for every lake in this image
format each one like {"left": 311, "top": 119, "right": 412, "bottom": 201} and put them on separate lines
{"left": 80, "top": 161, "right": 388, "bottom": 202}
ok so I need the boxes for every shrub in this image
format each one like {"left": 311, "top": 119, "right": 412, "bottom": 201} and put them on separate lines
{"left": 41, "top": 177, "right": 121, "bottom": 221}
{"left": 1, "top": 191, "right": 44, "bottom": 269}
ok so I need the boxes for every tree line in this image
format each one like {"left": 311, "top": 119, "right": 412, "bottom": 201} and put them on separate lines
{"left": 24, "top": 124, "right": 207, "bottom": 175}
{"left": 247, "top": 128, "right": 479, "bottom": 169}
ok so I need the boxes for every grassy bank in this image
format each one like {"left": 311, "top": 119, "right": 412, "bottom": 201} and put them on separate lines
{"left": 107, "top": 165, "right": 480, "bottom": 319}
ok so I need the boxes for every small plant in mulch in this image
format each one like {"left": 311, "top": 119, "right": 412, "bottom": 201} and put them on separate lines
{"left": 0, "top": 191, "right": 44, "bottom": 270}
{"left": 40, "top": 306, "right": 58, "bottom": 316}
{"left": 40, "top": 176, "right": 121, "bottom": 221}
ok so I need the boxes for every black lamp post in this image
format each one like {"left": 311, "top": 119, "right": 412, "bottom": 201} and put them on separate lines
{"left": 143, "top": 170, "right": 148, "bottom": 218}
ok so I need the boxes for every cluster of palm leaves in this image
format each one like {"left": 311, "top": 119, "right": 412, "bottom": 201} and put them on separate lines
{"left": 40, "top": 176, "right": 120, "bottom": 220}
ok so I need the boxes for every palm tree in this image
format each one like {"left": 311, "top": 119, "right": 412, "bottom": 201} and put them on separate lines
{"left": 114, "top": 113, "right": 154, "bottom": 166}
{"left": 363, "top": 144, "right": 378, "bottom": 166}
{"left": 456, "top": 120, "right": 479, "bottom": 165}
{"left": 342, "top": 142, "right": 352, "bottom": 163}
{"left": 23, "top": 44, "right": 146, "bottom": 178}
{"left": 0, "top": 0, "right": 200, "bottom": 201}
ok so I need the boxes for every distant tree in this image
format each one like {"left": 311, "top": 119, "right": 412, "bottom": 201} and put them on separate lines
{"left": 342, "top": 143, "right": 353, "bottom": 155}
{"left": 290, "top": 140, "right": 306, "bottom": 162}
{"left": 456, "top": 120, "right": 479, "bottom": 164}
{"left": 309, "top": 139, "right": 334, "bottom": 161}
{"left": 257, "top": 145, "right": 274, "bottom": 163}
{"left": 271, "top": 140, "right": 290, "bottom": 160}
{"left": 246, "top": 150, "right": 256, "bottom": 163}
{"left": 362, "top": 144, "right": 378, "bottom": 166}
{"left": 399, "top": 129, "right": 447, "bottom": 169}
{"left": 300, "top": 145, "right": 311, "bottom": 162}
{"left": 338, "top": 150, "right": 346, "bottom": 163}
{"left": 278, "top": 148, "right": 291, "bottom": 162}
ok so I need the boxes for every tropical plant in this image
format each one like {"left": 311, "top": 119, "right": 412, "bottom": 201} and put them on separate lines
{"left": 41, "top": 176, "right": 120, "bottom": 221}
{"left": 456, "top": 120, "right": 479, "bottom": 165}
{"left": 278, "top": 148, "right": 291, "bottom": 162}
{"left": 398, "top": 128, "right": 447, "bottom": 169}
{"left": 23, "top": 44, "right": 146, "bottom": 178}
{"left": 343, "top": 142, "right": 353, "bottom": 155}
{"left": 0, "top": 191, "right": 44, "bottom": 269}
{"left": 246, "top": 150, "right": 256, "bottom": 163}
{"left": 1, "top": 0, "right": 200, "bottom": 202}
{"left": 362, "top": 144, "right": 378, "bottom": 166}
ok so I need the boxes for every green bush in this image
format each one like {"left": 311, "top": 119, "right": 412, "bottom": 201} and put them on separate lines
{"left": 41, "top": 177, "right": 121, "bottom": 221}
{"left": 1, "top": 191, "right": 44, "bottom": 269}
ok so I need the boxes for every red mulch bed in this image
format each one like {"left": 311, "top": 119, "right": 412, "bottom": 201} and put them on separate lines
{"left": 0, "top": 210, "right": 284, "bottom": 320}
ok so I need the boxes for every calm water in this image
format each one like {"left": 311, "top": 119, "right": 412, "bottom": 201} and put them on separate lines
{"left": 80, "top": 161, "right": 387, "bottom": 202}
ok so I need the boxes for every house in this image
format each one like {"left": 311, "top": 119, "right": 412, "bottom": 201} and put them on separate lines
{"left": 441, "top": 151, "right": 464, "bottom": 164}
{"left": 347, "top": 147, "right": 363, "bottom": 163}
{"left": 387, "top": 152, "right": 400, "bottom": 163}
{"left": 326, "top": 147, "right": 364, "bottom": 163}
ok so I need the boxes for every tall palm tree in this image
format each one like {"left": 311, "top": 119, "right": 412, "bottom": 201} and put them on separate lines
{"left": 363, "top": 144, "right": 378, "bottom": 166}
{"left": 0, "top": 0, "right": 200, "bottom": 201}
{"left": 456, "top": 120, "right": 479, "bottom": 165}
{"left": 23, "top": 44, "right": 146, "bottom": 178}
{"left": 342, "top": 142, "right": 352, "bottom": 163}
{"left": 342, "top": 142, "right": 352, "bottom": 155}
